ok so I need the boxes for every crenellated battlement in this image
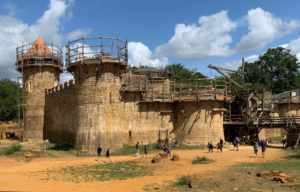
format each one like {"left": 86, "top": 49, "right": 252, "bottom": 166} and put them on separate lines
{"left": 46, "top": 79, "right": 76, "bottom": 97}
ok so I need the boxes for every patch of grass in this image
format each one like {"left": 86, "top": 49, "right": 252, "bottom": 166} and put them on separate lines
{"left": 237, "top": 160, "right": 300, "bottom": 172}
{"left": 192, "top": 156, "right": 213, "bottom": 164}
{"left": 36, "top": 161, "right": 153, "bottom": 183}
{"left": 174, "top": 173, "right": 195, "bottom": 186}
{"left": 266, "top": 136, "right": 282, "bottom": 142}
{"left": 172, "top": 144, "right": 205, "bottom": 150}
{"left": 111, "top": 143, "right": 159, "bottom": 156}
{"left": 0, "top": 143, "right": 22, "bottom": 155}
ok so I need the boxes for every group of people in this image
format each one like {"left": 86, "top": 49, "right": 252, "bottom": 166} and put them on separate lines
{"left": 98, "top": 136, "right": 271, "bottom": 162}
{"left": 207, "top": 136, "right": 268, "bottom": 158}
{"left": 135, "top": 142, "right": 171, "bottom": 158}
{"left": 97, "top": 146, "right": 112, "bottom": 163}
{"left": 207, "top": 137, "right": 224, "bottom": 153}
{"left": 253, "top": 140, "right": 267, "bottom": 158}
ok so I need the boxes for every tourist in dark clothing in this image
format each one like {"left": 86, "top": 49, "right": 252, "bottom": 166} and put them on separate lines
{"left": 143, "top": 145, "right": 148, "bottom": 158}
{"left": 167, "top": 146, "right": 171, "bottom": 157}
{"left": 253, "top": 142, "right": 259, "bottom": 158}
{"left": 97, "top": 145, "right": 102, "bottom": 161}
{"left": 135, "top": 142, "right": 140, "bottom": 157}
{"left": 208, "top": 141, "right": 213, "bottom": 153}
{"left": 282, "top": 135, "right": 287, "bottom": 147}
{"left": 105, "top": 148, "right": 112, "bottom": 163}
{"left": 261, "top": 140, "right": 267, "bottom": 158}
{"left": 219, "top": 138, "right": 224, "bottom": 153}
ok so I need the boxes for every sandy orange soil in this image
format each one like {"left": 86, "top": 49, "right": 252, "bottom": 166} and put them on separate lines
{"left": 0, "top": 144, "right": 285, "bottom": 192}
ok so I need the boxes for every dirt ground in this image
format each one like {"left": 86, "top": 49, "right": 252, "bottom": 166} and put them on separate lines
{"left": 0, "top": 141, "right": 286, "bottom": 192}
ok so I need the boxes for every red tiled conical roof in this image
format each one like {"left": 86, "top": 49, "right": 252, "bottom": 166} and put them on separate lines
{"left": 23, "top": 36, "right": 52, "bottom": 58}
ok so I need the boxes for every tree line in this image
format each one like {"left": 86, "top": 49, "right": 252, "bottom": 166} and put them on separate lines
{"left": 0, "top": 79, "right": 22, "bottom": 121}
{"left": 229, "top": 47, "right": 300, "bottom": 94}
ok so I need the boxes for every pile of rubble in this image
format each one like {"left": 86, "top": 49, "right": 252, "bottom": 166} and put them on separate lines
{"left": 257, "top": 171, "right": 296, "bottom": 184}
{"left": 151, "top": 152, "right": 179, "bottom": 163}
{"left": 23, "top": 150, "right": 44, "bottom": 159}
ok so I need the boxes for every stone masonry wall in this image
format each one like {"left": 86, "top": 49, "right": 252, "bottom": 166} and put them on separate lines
{"left": 173, "top": 101, "right": 225, "bottom": 145}
{"left": 44, "top": 79, "right": 77, "bottom": 144}
{"left": 23, "top": 66, "right": 60, "bottom": 140}
{"left": 73, "top": 64, "right": 174, "bottom": 153}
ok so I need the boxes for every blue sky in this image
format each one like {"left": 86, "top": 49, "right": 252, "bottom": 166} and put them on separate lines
{"left": 1, "top": 0, "right": 300, "bottom": 83}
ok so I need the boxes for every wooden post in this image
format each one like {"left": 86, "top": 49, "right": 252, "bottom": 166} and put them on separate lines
{"left": 173, "top": 79, "right": 176, "bottom": 102}
{"left": 145, "top": 75, "right": 147, "bottom": 92}
{"left": 139, "top": 65, "right": 141, "bottom": 91}
{"left": 129, "top": 66, "right": 131, "bottom": 90}
{"left": 152, "top": 71, "right": 154, "bottom": 102}
{"left": 117, "top": 35, "right": 120, "bottom": 62}
{"left": 166, "top": 129, "right": 169, "bottom": 146}
{"left": 179, "top": 78, "right": 182, "bottom": 102}
{"left": 163, "top": 79, "right": 165, "bottom": 102}
{"left": 247, "top": 88, "right": 249, "bottom": 123}
{"left": 196, "top": 75, "right": 198, "bottom": 102}
{"left": 229, "top": 101, "right": 232, "bottom": 122}
{"left": 81, "top": 34, "right": 84, "bottom": 65}
{"left": 242, "top": 58, "right": 245, "bottom": 88}
{"left": 214, "top": 77, "right": 217, "bottom": 100}
{"left": 67, "top": 39, "right": 70, "bottom": 67}
{"left": 262, "top": 89, "right": 264, "bottom": 114}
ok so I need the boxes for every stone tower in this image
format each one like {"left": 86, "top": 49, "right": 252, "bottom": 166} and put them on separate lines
{"left": 16, "top": 37, "right": 63, "bottom": 140}
{"left": 66, "top": 35, "right": 128, "bottom": 151}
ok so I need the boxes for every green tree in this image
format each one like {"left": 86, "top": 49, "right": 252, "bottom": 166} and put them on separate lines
{"left": 168, "top": 63, "right": 207, "bottom": 81}
{"left": 230, "top": 47, "right": 300, "bottom": 94}
{"left": 0, "top": 79, "right": 21, "bottom": 121}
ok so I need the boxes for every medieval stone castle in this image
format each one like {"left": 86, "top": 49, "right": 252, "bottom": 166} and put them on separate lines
{"left": 16, "top": 36, "right": 298, "bottom": 153}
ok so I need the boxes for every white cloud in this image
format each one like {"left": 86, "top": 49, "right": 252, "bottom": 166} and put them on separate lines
{"left": 235, "top": 8, "right": 300, "bottom": 53}
{"left": 67, "top": 28, "right": 92, "bottom": 40}
{"left": 0, "top": 0, "right": 76, "bottom": 80}
{"left": 154, "top": 11, "right": 237, "bottom": 59}
{"left": 128, "top": 42, "right": 169, "bottom": 67}
{"left": 287, "top": 37, "right": 300, "bottom": 60}
{"left": 279, "top": 44, "right": 288, "bottom": 49}
{"left": 220, "top": 54, "right": 259, "bottom": 70}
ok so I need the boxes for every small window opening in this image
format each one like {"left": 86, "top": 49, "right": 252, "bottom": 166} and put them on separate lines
{"left": 90, "top": 118, "right": 93, "bottom": 127}
{"left": 129, "top": 131, "right": 132, "bottom": 137}
{"left": 35, "top": 44, "right": 38, "bottom": 52}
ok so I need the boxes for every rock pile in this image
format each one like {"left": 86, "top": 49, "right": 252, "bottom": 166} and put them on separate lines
{"left": 23, "top": 150, "right": 44, "bottom": 158}
{"left": 257, "top": 171, "right": 296, "bottom": 184}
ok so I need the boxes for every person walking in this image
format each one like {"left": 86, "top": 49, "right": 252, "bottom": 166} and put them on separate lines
{"left": 236, "top": 137, "right": 240, "bottom": 151}
{"left": 143, "top": 145, "right": 148, "bottom": 158}
{"left": 253, "top": 142, "right": 259, "bottom": 158}
{"left": 261, "top": 140, "right": 267, "bottom": 158}
{"left": 282, "top": 135, "right": 286, "bottom": 147}
{"left": 135, "top": 142, "right": 140, "bottom": 157}
{"left": 233, "top": 138, "right": 237, "bottom": 151}
{"left": 219, "top": 137, "right": 224, "bottom": 153}
{"left": 97, "top": 145, "right": 103, "bottom": 161}
{"left": 209, "top": 140, "right": 213, "bottom": 153}
{"left": 167, "top": 146, "right": 171, "bottom": 157}
{"left": 105, "top": 148, "right": 112, "bottom": 163}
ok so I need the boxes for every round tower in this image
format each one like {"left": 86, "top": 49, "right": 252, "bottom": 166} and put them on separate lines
{"left": 16, "top": 36, "right": 63, "bottom": 140}
{"left": 66, "top": 35, "right": 127, "bottom": 152}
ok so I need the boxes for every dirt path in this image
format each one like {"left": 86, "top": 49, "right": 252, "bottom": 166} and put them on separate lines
{"left": 0, "top": 146, "right": 286, "bottom": 192}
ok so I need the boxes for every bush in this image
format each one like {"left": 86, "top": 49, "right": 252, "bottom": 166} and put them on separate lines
{"left": 175, "top": 173, "right": 193, "bottom": 186}
{"left": 4, "top": 144, "right": 22, "bottom": 155}
{"left": 192, "top": 156, "right": 213, "bottom": 164}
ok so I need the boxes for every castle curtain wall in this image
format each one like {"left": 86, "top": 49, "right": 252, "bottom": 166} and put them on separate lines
{"left": 44, "top": 79, "right": 77, "bottom": 144}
